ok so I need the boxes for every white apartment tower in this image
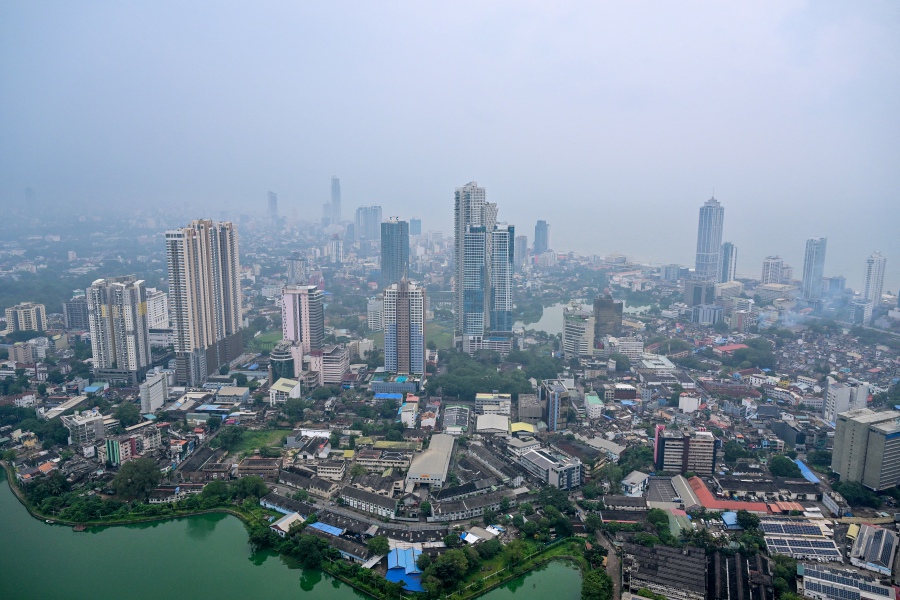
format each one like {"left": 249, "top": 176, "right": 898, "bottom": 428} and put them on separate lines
{"left": 166, "top": 220, "right": 243, "bottom": 386}
{"left": 694, "top": 197, "right": 725, "bottom": 281}
{"left": 761, "top": 256, "right": 784, "bottom": 285}
{"left": 87, "top": 276, "right": 151, "bottom": 384}
{"left": 863, "top": 251, "right": 886, "bottom": 305}
{"left": 282, "top": 285, "right": 325, "bottom": 376}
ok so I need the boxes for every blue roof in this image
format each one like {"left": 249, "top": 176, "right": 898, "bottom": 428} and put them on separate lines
{"left": 793, "top": 459, "right": 821, "bottom": 484}
{"left": 386, "top": 548, "right": 423, "bottom": 592}
{"left": 621, "top": 400, "right": 636, "bottom": 406}
{"left": 84, "top": 385, "right": 103, "bottom": 393}
{"left": 307, "top": 521, "right": 344, "bottom": 537}
{"left": 721, "top": 511, "right": 739, "bottom": 526}
{"left": 374, "top": 393, "right": 403, "bottom": 400}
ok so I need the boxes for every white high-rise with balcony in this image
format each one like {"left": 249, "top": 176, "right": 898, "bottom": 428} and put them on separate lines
{"left": 863, "top": 251, "right": 886, "bottom": 305}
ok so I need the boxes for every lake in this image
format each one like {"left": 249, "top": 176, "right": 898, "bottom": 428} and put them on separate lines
{"left": 0, "top": 473, "right": 582, "bottom": 600}
{"left": 515, "top": 299, "right": 649, "bottom": 336}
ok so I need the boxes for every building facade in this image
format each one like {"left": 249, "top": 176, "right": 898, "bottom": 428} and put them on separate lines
{"left": 534, "top": 220, "right": 550, "bottom": 255}
{"left": 695, "top": 197, "right": 725, "bottom": 281}
{"left": 801, "top": 237, "right": 827, "bottom": 303}
{"left": 380, "top": 217, "right": 409, "bottom": 285}
{"left": 87, "top": 276, "right": 151, "bottom": 384}
{"left": 382, "top": 280, "right": 425, "bottom": 376}
{"left": 831, "top": 408, "right": 900, "bottom": 491}
{"left": 719, "top": 241, "right": 737, "bottom": 283}
{"left": 5, "top": 302, "right": 47, "bottom": 332}
{"left": 862, "top": 251, "right": 886, "bottom": 305}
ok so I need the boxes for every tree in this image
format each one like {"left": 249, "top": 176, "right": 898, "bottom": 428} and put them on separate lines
{"left": 736, "top": 509, "right": 761, "bottom": 530}
{"left": 216, "top": 425, "right": 244, "bottom": 450}
{"left": 219, "top": 365, "right": 229, "bottom": 375}
{"left": 367, "top": 535, "right": 390, "bottom": 556}
{"left": 609, "top": 353, "right": 631, "bottom": 372}
{"left": 768, "top": 455, "right": 802, "bottom": 478}
{"left": 231, "top": 476, "right": 269, "bottom": 500}
{"left": 581, "top": 568, "right": 613, "bottom": 600}
{"left": 350, "top": 463, "right": 368, "bottom": 477}
{"left": 114, "top": 402, "right": 141, "bottom": 427}
{"left": 233, "top": 372, "right": 248, "bottom": 386}
{"left": 420, "top": 501, "right": 431, "bottom": 516}
{"left": 206, "top": 416, "right": 221, "bottom": 431}
{"left": 111, "top": 457, "right": 161, "bottom": 500}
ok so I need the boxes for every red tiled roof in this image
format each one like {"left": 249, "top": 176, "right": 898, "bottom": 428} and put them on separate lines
{"left": 688, "top": 477, "right": 770, "bottom": 513}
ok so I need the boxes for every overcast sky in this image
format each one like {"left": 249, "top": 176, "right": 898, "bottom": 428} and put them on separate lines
{"left": 1, "top": 2, "right": 898, "bottom": 291}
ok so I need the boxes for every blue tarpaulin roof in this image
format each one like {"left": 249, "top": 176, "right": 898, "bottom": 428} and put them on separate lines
{"left": 307, "top": 521, "right": 344, "bottom": 536}
{"left": 374, "top": 393, "right": 403, "bottom": 400}
{"left": 793, "top": 459, "right": 821, "bottom": 484}
{"left": 386, "top": 548, "right": 423, "bottom": 592}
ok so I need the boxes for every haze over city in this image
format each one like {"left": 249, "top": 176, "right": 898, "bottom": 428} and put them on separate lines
{"left": 1, "top": 1, "right": 898, "bottom": 288}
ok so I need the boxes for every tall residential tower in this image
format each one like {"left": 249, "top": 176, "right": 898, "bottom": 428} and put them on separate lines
{"left": 383, "top": 280, "right": 426, "bottom": 376}
{"left": 863, "top": 251, "right": 886, "bottom": 305}
{"left": 166, "top": 220, "right": 243, "bottom": 386}
{"left": 801, "top": 237, "right": 827, "bottom": 303}
{"left": 694, "top": 197, "right": 725, "bottom": 281}
{"left": 87, "top": 276, "right": 151, "bottom": 384}
{"left": 380, "top": 217, "right": 410, "bottom": 286}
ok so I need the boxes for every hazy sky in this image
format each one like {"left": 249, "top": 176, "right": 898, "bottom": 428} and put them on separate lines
{"left": 2, "top": 2, "right": 898, "bottom": 291}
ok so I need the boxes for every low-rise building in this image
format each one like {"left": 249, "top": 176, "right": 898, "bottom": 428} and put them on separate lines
{"left": 340, "top": 486, "right": 398, "bottom": 518}
{"left": 518, "top": 449, "right": 582, "bottom": 490}
{"left": 623, "top": 543, "right": 707, "bottom": 600}
{"left": 237, "top": 457, "right": 281, "bottom": 481}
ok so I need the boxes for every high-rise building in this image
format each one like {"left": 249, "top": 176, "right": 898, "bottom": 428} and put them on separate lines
{"left": 355, "top": 205, "right": 382, "bottom": 241}
{"left": 719, "top": 242, "right": 737, "bottom": 283}
{"left": 328, "top": 235, "right": 343, "bottom": 263}
{"left": 534, "top": 220, "right": 550, "bottom": 255}
{"left": 286, "top": 254, "right": 307, "bottom": 286}
{"left": 409, "top": 217, "right": 422, "bottom": 236}
{"left": 563, "top": 304, "right": 595, "bottom": 359}
{"left": 489, "top": 223, "right": 515, "bottom": 333}
{"left": 382, "top": 280, "right": 426, "bottom": 375}
{"left": 514, "top": 235, "right": 528, "bottom": 272}
{"left": 453, "top": 182, "right": 514, "bottom": 354}
{"left": 761, "top": 256, "right": 784, "bottom": 285}
{"left": 863, "top": 251, "right": 886, "bottom": 305}
{"left": 330, "top": 176, "right": 341, "bottom": 224}
{"left": 140, "top": 371, "right": 169, "bottom": 413}
{"left": 593, "top": 294, "right": 623, "bottom": 338}
{"left": 801, "top": 237, "right": 827, "bottom": 303}
{"left": 282, "top": 285, "right": 325, "bottom": 357}
{"left": 87, "top": 276, "right": 151, "bottom": 384}
{"left": 694, "top": 197, "right": 725, "bottom": 281}
{"left": 63, "top": 295, "right": 90, "bottom": 330}
{"left": 540, "top": 379, "right": 569, "bottom": 432}
{"left": 832, "top": 408, "right": 900, "bottom": 491}
{"left": 267, "top": 191, "right": 278, "bottom": 225}
{"left": 684, "top": 279, "right": 716, "bottom": 308}
{"left": 5, "top": 302, "right": 47, "bottom": 332}
{"left": 166, "top": 220, "right": 243, "bottom": 386}
{"left": 380, "top": 217, "right": 409, "bottom": 285}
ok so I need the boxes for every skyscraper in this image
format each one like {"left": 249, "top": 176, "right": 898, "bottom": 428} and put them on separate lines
{"left": 761, "top": 256, "right": 784, "bottom": 284}
{"left": 383, "top": 280, "right": 426, "bottom": 375}
{"left": 166, "top": 220, "right": 243, "bottom": 386}
{"left": 328, "top": 235, "right": 343, "bottom": 263}
{"left": 381, "top": 217, "right": 409, "bottom": 285}
{"left": 409, "top": 217, "right": 422, "bottom": 236}
{"left": 4, "top": 302, "right": 47, "bottom": 332}
{"left": 534, "top": 220, "right": 550, "bottom": 255}
{"left": 695, "top": 197, "right": 725, "bottom": 281}
{"left": 453, "top": 182, "right": 514, "bottom": 353}
{"left": 514, "top": 235, "right": 528, "bottom": 272}
{"left": 719, "top": 242, "right": 737, "bottom": 283}
{"left": 63, "top": 295, "right": 90, "bottom": 330}
{"left": 593, "top": 294, "right": 623, "bottom": 338}
{"left": 355, "top": 205, "right": 383, "bottom": 241}
{"left": 863, "top": 251, "right": 886, "bottom": 305}
{"left": 330, "top": 176, "right": 341, "bottom": 224}
{"left": 801, "top": 237, "right": 827, "bottom": 303}
{"left": 87, "top": 276, "right": 151, "bottom": 384}
{"left": 490, "top": 223, "right": 515, "bottom": 333}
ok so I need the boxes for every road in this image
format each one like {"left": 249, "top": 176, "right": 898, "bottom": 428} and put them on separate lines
{"left": 595, "top": 530, "right": 621, "bottom": 600}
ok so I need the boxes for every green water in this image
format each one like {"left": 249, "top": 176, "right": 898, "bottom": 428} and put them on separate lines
{"left": 0, "top": 474, "right": 582, "bottom": 600}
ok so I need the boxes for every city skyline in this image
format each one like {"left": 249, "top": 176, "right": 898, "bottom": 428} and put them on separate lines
{"left": 1, "top": 3, "right": 897, "bottom": 292}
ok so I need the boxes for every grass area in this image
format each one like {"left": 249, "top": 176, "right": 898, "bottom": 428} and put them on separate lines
{"left": 247, "top": 330, "right": 283, "bottom": 352}
{"left": 427, "top": 320, "right": 454, "bottom": 349}
{"left": 230, "top": 429, "right": 291, "bottom": 457}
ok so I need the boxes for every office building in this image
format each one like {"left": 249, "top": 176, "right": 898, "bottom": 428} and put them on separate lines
{"left": 328, "top": 234, "right": 343, "bottom": 263}
{"left": 355, "top": 205, "right": 382, "bottom": 241}
{"left": 330, "top": 176, "right": 341, "bottom": 224}
{"left": 518, "top": 449, "right": 582, "bottom": 490}
{"left": 87, "top": 276, "right": 151, "bottom": 384}
{"left": 850, "top": 299, "right": 874, "bottom": 326}
{"left": 691, "top": 303, "right": 723, "bottom": 325}
{"left": 695, "top": 196, "right": 725, "bottom": 281}
{"left": 409, "top": 217, "right": 421, "bottom": 236}
{"left": 166, "top": 220, "right": 243, "bottom": 386}
{"left": 514, "top": 235, "right": 528, "bottom": 271}
{"left": 534, "top": 220, "right": 550, "bottom": 255}
{"left": 286, "top": 254, "right": 307, "bottom": 286}
{"left": 684, "top": 279, "right": 716, "bottom": 308}
{"left": 823, "top": 376, "right": 868, "bottom": 422}
{"left": 63, "top": 295, "right": 90, "bottom": 330}
{"left": 593, "top": 294, "right": 623, "bottom": 338}
{"left": 862, "top": 251, "right": 886, "bottom": 305}
{"left": 661, "top": 264, "right": 681, "bottom": 283}
{"left": 382, "top": 280, "right": 426, "bottom": 376}
{"left": 453, "top": 181, "right": 514, "bottom": 354}
{"left": 140, "top": 371, "right": 169, "bottom": 413}
{"left": 282, "top": 285, "right": 325, "bottom": 357}
{"left": 563, "top": 304, "right": 595, "bottom": 359}
{"left": 761, "top": 256, "right": 784, "bottom": 284}
{"left": 719, "top": 242, "right": 737, "bottom": 283}
{"left": 831, "top": 408, "right": 900, "bottom": 491}
{"left": 801, "top": 237, "right": 827, "bottom": 303}
{"left": 654, "top": 426, "right": 717, "bottom": 476}
{"left": 380, "top": 217, "right": 409, "bottom": 285}
{"left": 540, "top": 379, "right": 569, "bottom": 432}
{"left": 367, "top": 294, "right": 383, "bottom": 332}
{"left": 61, "top": 410, "right": 107, "bottom": 446}
{"left": 5, "top": 302, "right": 47, "bottom": 332}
